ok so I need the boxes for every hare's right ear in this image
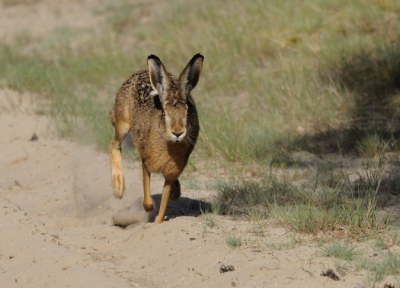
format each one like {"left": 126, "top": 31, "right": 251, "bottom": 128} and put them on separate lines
{"left": 179, "top": 53, "right": 204, "bottom": 99}
{"left": 147, "top": 55, "right": 170, "bottom": 102}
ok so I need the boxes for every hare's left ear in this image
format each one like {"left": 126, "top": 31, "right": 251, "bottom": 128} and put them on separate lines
{"left": 179, "top": 53, "right": 204, "bottom": 99}
{"left": 147, "top": 55, "right": 170, "bottom": 103}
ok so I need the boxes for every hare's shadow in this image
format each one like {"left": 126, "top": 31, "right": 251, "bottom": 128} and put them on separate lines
{"left": 112, "top": 194, "right": 211, "bottom": 228}
{"left": 151, "top": 194, "right": 211, "bottom": 222}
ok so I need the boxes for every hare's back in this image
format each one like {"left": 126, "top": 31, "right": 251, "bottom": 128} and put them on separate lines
{"left": 121, "top": 69, "right": 154, "bottom": 104}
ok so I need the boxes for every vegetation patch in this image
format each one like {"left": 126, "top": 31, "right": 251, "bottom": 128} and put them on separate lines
{"left": 226, "top": 235, "right": 242, "bottom": 248}
{"left": 214, "top": 154, "right": 400, "bottom": 235}
{"left": 357, "top": 252, "right": 400, "bottom": 284}
{"left": 320, "top": 243, "right": 361, "bottom": 261}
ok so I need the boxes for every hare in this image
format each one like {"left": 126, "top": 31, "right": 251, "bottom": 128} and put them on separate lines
{"left": 109, "top": 54, "right": 204, "bottom": 224}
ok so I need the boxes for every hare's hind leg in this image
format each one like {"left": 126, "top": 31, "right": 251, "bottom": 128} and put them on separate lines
{"left": 155, "top": 179, "right": 173, "bottom": 224}
{"left": 110, "top": 121, "right": 130, "bottom": 199}
{"left": 141, "top": 163, "right": 154, "bottom": 212}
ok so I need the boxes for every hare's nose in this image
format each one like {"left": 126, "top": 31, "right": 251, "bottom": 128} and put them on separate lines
{"left": 172, "top": 131, "right": 184, "bottom": 138}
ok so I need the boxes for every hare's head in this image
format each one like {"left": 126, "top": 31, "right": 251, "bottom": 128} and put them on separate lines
{"left": 147, "top": 54, "right": 203, "bottom": 143}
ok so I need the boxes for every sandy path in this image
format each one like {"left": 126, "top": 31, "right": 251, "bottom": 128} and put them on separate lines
{"left": 0, "top": 0, "right": 106, "bottom": 44}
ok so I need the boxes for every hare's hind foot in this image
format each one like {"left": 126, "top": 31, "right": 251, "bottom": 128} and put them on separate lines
{"left": 110, "top": 137, "right": 126, "bottom": 199}
{"left": 112, "top": 171, "right": 125, "bottom": 199}
{"left": 109, "top": 121, "right": 130, "bottom": 199}
{"left": 169, "top": 179, "right": 181, "bottom": 202}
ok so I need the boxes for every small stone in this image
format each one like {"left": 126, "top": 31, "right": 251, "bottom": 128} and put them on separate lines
{"left": 29, "top": 133, "right": 38, "bottom": 141}
{"left": 220, "top": 264, "right": 235, "bottom": 273}
{"left": 320, "top": 269, "right": 339, "bottom": 281}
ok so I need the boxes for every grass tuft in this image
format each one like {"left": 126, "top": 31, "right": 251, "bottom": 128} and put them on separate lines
{"left": 215, "top": 175, "right": 384, "bottom": 235}
{"left": 356, "top": 133, "right": 391, "bottom": 157}
{"left": 334, "top": 260, "right": 351, "bottom": 277}
{"left": 203, "top": 214, "right": 217, "bottom": 228}
{"left": 226, "top": 235, "right": 242, "bottom": 248}
{"left": 357, "top": 252, "right": 400, "bottom": 284}
{"left": 320, "top": 243, "right": 361, "bottom": 261}
{"left": 375, "top": 231, "right": 400, "bottom": 250}
{"left": 263, "top": 232, "right": 301, "bottom": 251}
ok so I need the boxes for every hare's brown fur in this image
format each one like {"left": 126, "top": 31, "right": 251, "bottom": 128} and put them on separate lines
{"left": 109, "top": 54, "right": 203, "bottom": 224}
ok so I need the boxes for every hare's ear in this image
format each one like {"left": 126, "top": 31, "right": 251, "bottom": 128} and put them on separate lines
{"left": 147, "top": 55, "right": 170, "bottom": 102}
{"left": 179, "top": 53, "right": 204, "bottom": 99}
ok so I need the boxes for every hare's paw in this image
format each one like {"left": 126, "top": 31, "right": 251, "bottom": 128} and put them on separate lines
{"left": 142, "top": 198, "right": 154, "bottom": 212}
{"left": 112, "top": 171, "right": 125, "bottom": 199}
{"left": 155, "top": 215, "right": 164, "bottom": 224}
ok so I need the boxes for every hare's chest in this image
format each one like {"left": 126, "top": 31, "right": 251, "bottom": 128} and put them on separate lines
{"left": 141, "top": 143, "right": 189, "bottom": 179}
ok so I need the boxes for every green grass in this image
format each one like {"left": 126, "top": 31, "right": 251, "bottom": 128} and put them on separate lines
{"left": 334, "top": 260, "right": 351, "bottom": 277}
{"left": 271, "top": 203, "right": 373, "bottom": 235}
{"left": 0, "top": 39, "right": 128, "bottom": 149}
{"left": 203, "top": 215, "right": 217, "bottom": 228}
{"left": 2, "top": 0, "right": 40, "bottom": 6}
{"left": 216, "top": 178, "right": 305, "bottom": 208}
{"left": 263, "top": 232, "right": 301, "bottom": 251}
{"left": 213, "top": 154, "right": 400, "bottom": 235}
{"left": 356, "top": 133, "right": 391, "bottom": 158}
{"left": 319, "top": 243, "right": 400, "bottom": 285}
{"left": 357, "top": 252, "right": 400, "bottom": 285}
{"left": 210, "top": 201, "right": 223, "bottom": 215}
{"left": 375, "top": 231, "right": 400, "bottom": 250}
{"left": 317, "top": 241, "right": 400, "bottom": 285}
{"left": 226, "top": 235, "right": 242, "bottom": 248}
{"left": 320, "top": 243, "right": 360, "bottom": 261}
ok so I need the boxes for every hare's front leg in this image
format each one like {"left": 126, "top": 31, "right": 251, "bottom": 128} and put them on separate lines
{"left": 110, "top": 121, "right": 130, "bottom": 199}
{"left": 169, "top": 179, "right": 181, "bottom": 201}
{"left": 155, "top": 179, "right": 173, "bottom": 224}
{"left": 142, "top": 163, "right": 154, "bottom": 212}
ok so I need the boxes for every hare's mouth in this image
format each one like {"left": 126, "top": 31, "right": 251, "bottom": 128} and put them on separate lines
{"left": 171, "top": 130, "right": 186, "bottom": 142}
